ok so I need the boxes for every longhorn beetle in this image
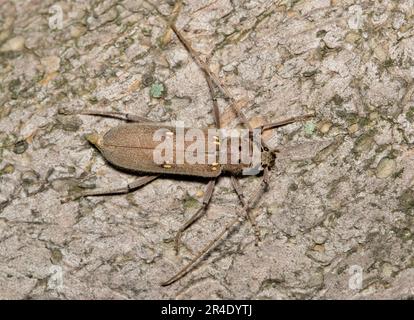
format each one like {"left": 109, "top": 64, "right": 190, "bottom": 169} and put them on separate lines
{"left": 61, "top": 7, "right": 313, "bottom": 286}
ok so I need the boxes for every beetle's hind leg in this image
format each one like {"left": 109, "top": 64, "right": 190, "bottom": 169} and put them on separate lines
{"left": 174, "top": 179, "right": 215, "bottom": 254}
{"left": 58, "top": 108, "right": 153, "bottom": 123}
{"left": 161, "top": 168, "right": 271, "bottom": 286}
{"left": 62, "top": 175, "right": 160, "bottom": 202}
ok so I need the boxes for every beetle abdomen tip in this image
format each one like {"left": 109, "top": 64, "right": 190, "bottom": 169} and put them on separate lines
{"left": 84, "top": 132, "right": 102, "bottom": 147}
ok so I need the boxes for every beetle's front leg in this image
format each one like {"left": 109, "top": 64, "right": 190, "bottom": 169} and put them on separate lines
{"left": 62, "top": 175, "right": 160, "bottom": 202}
{"left": 58, "top": 108, "right": 154, "bottom": 123}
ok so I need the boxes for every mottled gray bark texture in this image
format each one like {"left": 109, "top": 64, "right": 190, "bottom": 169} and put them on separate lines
{"left": 1, "top": 0, "right": 414, "bottom": 299}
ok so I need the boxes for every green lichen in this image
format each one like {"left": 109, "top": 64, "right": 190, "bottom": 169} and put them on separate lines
{"left": 358, "top": 117, "right": 370, "bottom": 127}
{"left": 304, "top": 121, "right": 316, "bottom": 135}
{"left": 382, "top": 58, "right": 394, "bottom": 69}
{"left": 399, "top": 189, "right": 414, "bottom": 213}
{"left": 150, "top": 82, "right": 165, "bottom": 98}
{"left": 183, "top": 196, "right": 199, "bottom": 209}
{"left": 406, "top": 106, "right": 414, "bottom": 123}
{"left": 0, "top": 132, "right": 13, "bottom": 148}
{"left": 316, "top": 30, "right": 327, "bottom": 38}
{"left": 0, "top": 163, "right": 14, "bottom": 175}
{"left": 50, "top": 248, "right": 63, "bottom": 264}
{"left": 88, "top": 96, "right": 98, "bottom": 104}
{"left": 353, "top": 131, "right": 376, "bottom": 154}
{"left": 8, "top": 78, "right": 21, "bottom": 100}
{"left": 141, "top": 27, "right": 152, "bottom": 36}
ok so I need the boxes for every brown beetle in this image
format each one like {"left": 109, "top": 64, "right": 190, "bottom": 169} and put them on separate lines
{"left": 61, "top": 21, "right": 313, "bottom": 286}
{"left": 83, "top": 120, "right": 283, "bottom": 177}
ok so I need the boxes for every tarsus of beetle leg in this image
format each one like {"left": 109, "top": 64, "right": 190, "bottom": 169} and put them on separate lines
{"left": 161, "top": 215, "right": 242, "bottom": 286}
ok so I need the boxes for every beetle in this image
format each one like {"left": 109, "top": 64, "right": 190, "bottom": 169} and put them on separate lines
{"left": 61, "top": 21, "right": 313, "bottom": 286}
{"left": 82, "top": 121, "right": 275, "bottom": 178}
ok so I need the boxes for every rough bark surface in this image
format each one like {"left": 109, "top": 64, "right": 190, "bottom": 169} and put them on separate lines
{"left": 1, "top": 0, "right": 414, "bottom": 299}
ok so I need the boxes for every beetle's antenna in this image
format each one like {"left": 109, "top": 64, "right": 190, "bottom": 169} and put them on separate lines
{"left": 257, "top": 113, "right": 315, "bottom": 154}
{"left": 258, "top": 114, "right": 315, "bottom": 132}
{"left": 161, "top": 5, "right": 313, "bottom": 286}
{"left": 164, "top": 15, "right": 274, "bottom": 285}
{"left": 169, "top": 23, "right": 251, "bottom": 130}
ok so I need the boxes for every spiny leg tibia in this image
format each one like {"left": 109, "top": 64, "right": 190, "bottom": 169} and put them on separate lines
{"left": 174, "top": 179, "right": 216, "bottom": 254}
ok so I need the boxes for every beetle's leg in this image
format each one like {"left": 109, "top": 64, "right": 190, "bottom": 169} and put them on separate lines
{"left": 247, "top": 167, "right": 271, "bottom": 208}
{"left": 62, "top": 175, "right": 160, "bottom": 202}
{"left": 259, "top": 114, "right": 314, "bottom": 131}
{"left": 174, "top": 179, "right": 215, "bottom": 254}
{"left": 161, "top": 168, "right": 271, "bottom": 286}
{"left": 162, "top": 214, "right": 242, "bottom": 286}
{"left": 58, "top": 108, "right": 153, "bottom": 123}
{"left": 169, "top": 24, "right": 221, "bottom": 252}
{"left": 230, "top": 176, "right": 261, "bottom": 245}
